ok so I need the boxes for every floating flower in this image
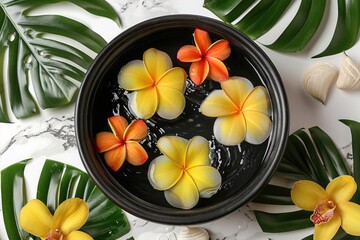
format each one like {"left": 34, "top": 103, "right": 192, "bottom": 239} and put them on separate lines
{"left": 148, "top": 136, "right": 222, "bottom": 209}
{"left": 118, "top": 48, "right": 187, "bottom": 120}
{"left": 291, "top": 176, "right": 360, "bottom": 240}
{"left": 19, "top": 198, "right": 92, "bottom": 240}
{"left": 177, "top": 28, "right": 231, "bottom": 85}
{"left": 95, "top": 115, "right": 148, "bottom": 171}
{"left": 200, "top": 77, "right": 272, "bottom": 146}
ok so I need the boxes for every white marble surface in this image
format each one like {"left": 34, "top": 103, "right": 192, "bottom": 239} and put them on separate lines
{"left": 1, "top": 0, "right": 360, "bottom": 239}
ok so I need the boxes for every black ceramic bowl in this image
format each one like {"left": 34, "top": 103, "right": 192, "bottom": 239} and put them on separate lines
{"left": 76, "top": 15, "right": 289, "bottom": 225}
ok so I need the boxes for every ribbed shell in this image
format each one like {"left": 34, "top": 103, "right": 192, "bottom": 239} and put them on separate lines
{"left": 178, "top": 227, "right": 209, "bottom": 240}
{"left": 336, "top": 54, "right": 360, "bottom": 90}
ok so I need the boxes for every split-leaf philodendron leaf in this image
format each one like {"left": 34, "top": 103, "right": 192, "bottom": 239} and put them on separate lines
{"left": 253, "top": 120, "right": 360, "bottom": 239}
{"left": 0, "top": 0, "right": 120, "bottom": 123}
{"left": 204, "top": 0, "right": 360, "bottom": 57}
{"left": 0, "top": 159, "right": 130, "bottom": 240}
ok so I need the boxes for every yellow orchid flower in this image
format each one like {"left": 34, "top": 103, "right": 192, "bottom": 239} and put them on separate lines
{"left": 19, "top": 198, "right": 92, "bottom": 240}
{"left": 148, "top": 136, "right": 222, "bottom": 209}
{"left": 118, "top": 48, "right": 187, "bottom": 120}
{"left": 291, "top": 175, "right": 360, "bottom": 240}
{"left": 200, "top": 77, "right": 272, "bottom": 146}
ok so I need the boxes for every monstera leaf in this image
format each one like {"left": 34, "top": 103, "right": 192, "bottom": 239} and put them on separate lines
{"left": 253, "top": 120, "right": 360, "bottom": 239}
{"left": 204, "top": 0, "right": 360, "bottom": 57}
{"left": 0, "top": 159, "right": 130, "bottom": 240}
{"left": 0, "top": 0, "right": 120, "bottom": 123}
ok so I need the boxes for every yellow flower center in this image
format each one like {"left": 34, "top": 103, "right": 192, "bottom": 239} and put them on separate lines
{"left": 45, "top": 229, "right": 63, "bottom": 240}
{"left": 310, "top": 200, "right": 336, "bottom": 225}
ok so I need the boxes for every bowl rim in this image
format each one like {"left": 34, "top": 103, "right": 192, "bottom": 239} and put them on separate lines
{"left": 75, "top": 14, "right": 289, "bottom": 225}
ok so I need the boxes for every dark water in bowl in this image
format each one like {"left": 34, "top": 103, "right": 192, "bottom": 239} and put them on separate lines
{"left": 92, "top": 28, "right": 270, "bottom": 208}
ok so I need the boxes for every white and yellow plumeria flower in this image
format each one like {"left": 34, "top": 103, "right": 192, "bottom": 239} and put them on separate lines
{"left": 148, "top": 136, "right": 222, "bottom": 209}
{"left": 200, "top": 77, "right": 272, "bottom": 146}
{"left": 19, "top": 198, "right": 92, "bottom": 240}
{"left": 118, "top": 48, "right": 187, "bottom": 120}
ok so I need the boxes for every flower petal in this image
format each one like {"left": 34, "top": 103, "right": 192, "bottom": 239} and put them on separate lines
{"left": 291, "top": 180, "right": 327, "bottom": 211}
{"left": 95, "top": 132, "right": 121, "bottom": 153}
{"left": 144, "top": 48, "right": 172, "bottom": 81}
{"left": 129, "top": 87, "right": 158, "bottom": 119}
{"left": 177, "top": 45, "right": 202, "bottom": 62}
{"left": 200, "top": 90, "right": 238, "bottom": 117}
{"left": 19, "top": 199, "right": 52, "bottom": 238}
{"left": 221, "top": 77, "right": 253, "bottom": 109}
{"left": 338, "top": 201, "right": 360, "bottom": 236}
{"left": 125, "top": 141, "right": 148, "bottom": 166}
{"left": 156, "top": 86, "right": 185, "bottom": 120}
{"left": 242, "top": 86, "right": 271, "bottom": 115}
{"left": 313, "top": 213, "right": 341, "bottom": 240}
{"left": 194, "top": 29, "right": 212, "bottom": 54}
{"left": 124, "top": 119, "right": 148, "bottom": 141}
{"left": 157, "top": 67, "right": 187, "bottom": 92}
{"left": 206, "top": 39, "right": 231, "bottom": 60}
{"left": 118, "top": 60, "right": 153, "bottom": 90}
{"left": 189, "top": 59, "right": 209, "bottom": 85}
{"left": 54, "top": 198, "right": 89, "bottom": 236}
{"left": 243, "top": 111, "right": 272, "bottom": 144}
{"left": 214, "top": 113, "right": 246, "bottom": 146}
{"left": 207, "top": 57, "right": 229, "bottom": 82}
{"left": 157, "top": 136, "right": 188, "bottom": 166}
{"left": 148, "top": 155, "right": 183, "bottom": 190}
{"left": 108, "top": 115, "right": 128, "bottom": 140}
{"left": 185, "top": 136, "right": 210, "bottom": 168}
{"left": 164, "top": 172, "right": 199, "bottom": 209}
{"left": 104, "top": 145, "right": 126, "bottom": 171}
{"left": 66, "top": 231, "right": 93, "bottom": 240}
{"left": 326, "top": 175, "right": 357, "bottom": 203}
{"left": 187, "top": 166, "right": 221, "bottom": 198}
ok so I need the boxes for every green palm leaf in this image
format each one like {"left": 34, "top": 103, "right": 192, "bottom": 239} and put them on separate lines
{"left": 253, "top": 120, "right": 360, "bottom": 239}
{"left": 341, "top": 119, "right": 360, "bottom": 204}
{"left": 0, "top": 159, "right": 29, "bottom": 239}
{"left": 252, "top": 184, "right": 292, "bottom": 205}
{"left": 203, "top": 0, "right": 360, "bottom": 57}
{"left": 314, "top": 0, "right": 360, "bottom": 58}
{"left": 0, "top": 159, "right": 130, "bottom": 240}
{"left": 232, "top": 0, "right": 292, "bottom": 40}
{"left": 265, "top": 0, "right": 326, "bottom": 52}
{"left": 0, "top": 0, "right": 120, "bottom": 123}
{"left": 254, "top": 210, "right": 313, "bottom": 233}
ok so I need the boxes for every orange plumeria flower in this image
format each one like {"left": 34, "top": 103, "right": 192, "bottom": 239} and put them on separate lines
{"left": 177, "top": 28, "right": 231, "bottom": 85}
{"left": 95, "top": 115, "right": 148, "bottom": 171}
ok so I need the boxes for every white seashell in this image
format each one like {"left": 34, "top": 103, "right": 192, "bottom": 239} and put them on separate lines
{"left": 178, "top": 227, "right": 209, "bottom": 240}
{"left": 301, "top": 62, "right": 338, "bottom": 104}
{"left": 336, "top": 53, "right": 360, "bottom": 90}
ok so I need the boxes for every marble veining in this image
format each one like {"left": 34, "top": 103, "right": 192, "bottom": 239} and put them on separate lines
{"left": 118, "top": 0, "right": 164, "bottom": 12}
{"left": 0, "top": 116, "right": 76, "bottom": 156}
{"left": 111, "top": 0, "right": 178, "bottom": 28}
